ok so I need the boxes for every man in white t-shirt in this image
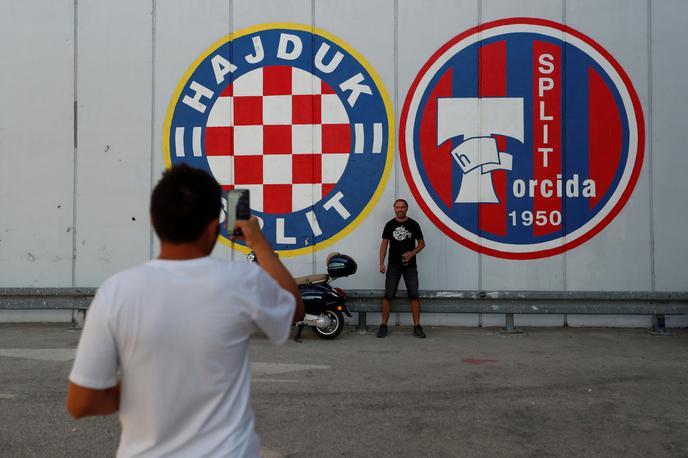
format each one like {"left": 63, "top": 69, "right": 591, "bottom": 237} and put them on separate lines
{"left": 67, "top": 164, "right": 304, "bottom": 457}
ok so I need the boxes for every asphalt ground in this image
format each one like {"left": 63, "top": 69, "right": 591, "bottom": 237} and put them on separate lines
{"left": 1, "top": 323, "right": 687, "bottom": 457}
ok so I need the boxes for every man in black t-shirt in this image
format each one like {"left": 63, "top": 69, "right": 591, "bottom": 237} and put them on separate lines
{"left": 378, "top": 199, "right": 426, "bottom": 338}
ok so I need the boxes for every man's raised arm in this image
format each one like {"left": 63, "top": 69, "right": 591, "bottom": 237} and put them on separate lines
{"left": 235, "top": 217, "right": 304, "bottom": 322}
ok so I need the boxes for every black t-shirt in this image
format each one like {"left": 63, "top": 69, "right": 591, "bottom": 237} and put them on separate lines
{"left": 382, "top": 218, "right": 424, "bottom": 268}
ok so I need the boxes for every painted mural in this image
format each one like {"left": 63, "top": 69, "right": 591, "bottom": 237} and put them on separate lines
{"left": 400, "top": 18, "right": 644, "bottom": 259}
{"left": 164, "top": 19, "right": 643, "bottom": 260}
{"left": 164, "top": 23, "right": 394, "bottom": 256}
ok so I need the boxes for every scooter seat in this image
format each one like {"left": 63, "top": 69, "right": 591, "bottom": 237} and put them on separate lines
{"left": 294, "top": 273, "right": 329, "bottom": 286}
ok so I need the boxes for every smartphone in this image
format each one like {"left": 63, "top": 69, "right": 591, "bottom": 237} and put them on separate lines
{"left": 226, "top": 189, "right": 251, "bottom": 236}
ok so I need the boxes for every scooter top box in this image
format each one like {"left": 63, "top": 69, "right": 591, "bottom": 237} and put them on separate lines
{"left": 326, "top": 253, "right": 357, "bottom": 278}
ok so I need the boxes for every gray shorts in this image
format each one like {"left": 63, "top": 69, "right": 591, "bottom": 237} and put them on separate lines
{"left": 384, "top": 265, "right": 420, "bottom": 300}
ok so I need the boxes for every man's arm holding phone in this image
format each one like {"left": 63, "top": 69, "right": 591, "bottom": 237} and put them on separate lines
{"left": 234, "top": 217, "right": 304, "bottom": 323}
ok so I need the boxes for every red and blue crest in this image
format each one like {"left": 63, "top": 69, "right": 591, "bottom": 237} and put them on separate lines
{"left": 400, "top": 18, "right": 644, "bottom": 259}
{"left": 164, "top": 24, "right": 393, "bottom": 256}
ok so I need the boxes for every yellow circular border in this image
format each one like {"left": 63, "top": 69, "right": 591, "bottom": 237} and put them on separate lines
{"left": 162, "top": 23, "right": 394, "bottom": 257}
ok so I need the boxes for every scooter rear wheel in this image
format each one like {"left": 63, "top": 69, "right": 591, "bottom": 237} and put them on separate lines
{"left": 312, "top": 309, "right": 344, "bottom": 339}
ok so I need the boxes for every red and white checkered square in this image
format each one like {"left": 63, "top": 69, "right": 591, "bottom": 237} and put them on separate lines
{"left": 205, "top": 65, "right": 351, "bottom": 214}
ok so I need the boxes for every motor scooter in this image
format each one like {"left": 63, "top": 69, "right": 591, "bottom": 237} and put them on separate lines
{"left": 247, "top": 252, "right": 357, "bottom": 341}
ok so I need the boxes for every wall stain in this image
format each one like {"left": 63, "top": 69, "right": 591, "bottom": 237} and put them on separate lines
{"left": 462, "top": 358, "right": 499, "bottom": 366}
{"left": 96, "top": 252, "right": 112, "bottom": 263}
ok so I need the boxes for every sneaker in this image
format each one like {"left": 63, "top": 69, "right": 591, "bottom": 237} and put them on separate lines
{"left": 376, "top": 324, "right": 389, "bottom": 338}
{"left": 413, "top": 325, "right": 426, "bottom": 338}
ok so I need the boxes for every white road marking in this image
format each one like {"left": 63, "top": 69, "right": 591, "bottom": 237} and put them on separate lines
{"left": 251, "top": 362, "right": 330, "bottom": 377}
{"left": 260, "top": 447, "right": 284, "bottom": 458}
{"left": 0, "top": 350, "right": 332, "bottom": 381}
{"left": 0, "top": 393, "right": 16, "bottom": 400}
{"left": 0, "top": 348, "right": 76, "bottom": 362}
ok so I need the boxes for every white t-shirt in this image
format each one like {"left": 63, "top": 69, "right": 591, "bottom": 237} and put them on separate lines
{"left": 69, "top": 256, "right": 296, "bottom": 458}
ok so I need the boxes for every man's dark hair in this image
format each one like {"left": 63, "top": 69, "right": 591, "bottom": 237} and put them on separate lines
{"left": 150, "top": 164, "right": 222, "bottom": 243}
{"left": 394, "top": 198, "right": 408, "bottom": 208}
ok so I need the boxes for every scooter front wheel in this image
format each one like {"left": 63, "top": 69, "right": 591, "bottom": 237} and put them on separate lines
{"left": 312, "top": 309, "right": 344, "bottom": 339}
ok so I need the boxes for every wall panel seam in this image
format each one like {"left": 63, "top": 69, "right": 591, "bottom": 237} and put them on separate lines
{"left": 71, "top": 0, "right": 79, "bottom": 288}
{"left": 562, "top": 0, "right": 567, "bottom": 292}
{"left": 477, "top": 0, "right": 483, "bottom": 291}
{"left": 312, "top": 0, "right": 316, "bottom": 273}
{"left": 647, "top": 0, "right": 655, "bottom": 291}
{"left": 394, "top": 0, "right": 399, "bottom": 199}
{"left": 149, "top": 0, "right": 157, "bottom": 261}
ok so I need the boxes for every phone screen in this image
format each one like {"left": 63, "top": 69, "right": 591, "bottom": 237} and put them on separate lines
{"left": 226, "top": 189, "right": 250, "bottom": 236}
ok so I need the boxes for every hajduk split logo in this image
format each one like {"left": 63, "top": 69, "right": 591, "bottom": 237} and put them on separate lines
{"left": 400, "top": 18, "right": 644, "bottom": 259}
{"left": 164, "top": 24, "right": 393, "bottom": 256}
